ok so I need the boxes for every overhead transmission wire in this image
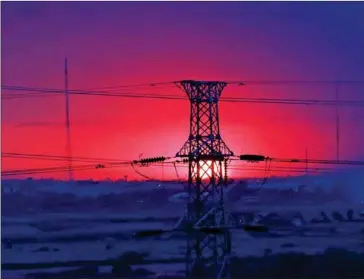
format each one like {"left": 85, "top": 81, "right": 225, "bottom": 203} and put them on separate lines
{"left": 234, "top": 155, "right": 364, "bottom": 169}
{"left": 3, "top": 151, "right": 336, "bottom": 173}
{"left": 2, "top": 85, "right": 364, "bottom": 106}
{"left": 3, "top": 80, "right": 364, "bottom": 177}
{"left": 6, "top": 151, "right": 364, "bottom": 168}
{"left": 2, "top": 152, "right": 130, "bottom": 164}
{"left": 2, "top": 159, "right": 334, "bottom": 174}
{"left": 225, "top": 80, "right": 364, "bottom": 85}
{"left": 131, "top": 163, "right": 153, "bottom": 180}
{"left": 2, "top": 84, "right": 363, "bottom": 106}
{"left": 2, "top": 159, "right": 140, "bottom": 177}
{"left": 81, "top": 81, "right": 177, "bottom": 90}
{"left": 0, "top": 161, "right": 334, "bottom": 177}
{"left": 1, "top": 152, "right": 173, "bottom": 177}
{"left": 3, "top": 151, "right": 363, "bottom": 177}
{"left": 148, "top": 163, "right": 334, "bottom": 174}
{"left": 51, "top": 79, "right": 364, "bottom": 89}
{"left": 65, "top": 79, "right": 364, "bottom": 93}
{"left": 2, "top": 164, "right": 103, "bottom": 176}
{"left": 4, "top": 79, "right": 364, "bottom": 94}
{"left": 262, "top": 157, "right": 364, "bottom": 166}
{"left": 0, "top": 162, "right": 351, "bottom": 178}
{"left": 39, "top": 79, "right": 364, "bottom": 93}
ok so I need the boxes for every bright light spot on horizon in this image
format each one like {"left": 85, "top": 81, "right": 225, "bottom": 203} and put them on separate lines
{"left": 194, "top": 160, "right": 226, "bottom": 179}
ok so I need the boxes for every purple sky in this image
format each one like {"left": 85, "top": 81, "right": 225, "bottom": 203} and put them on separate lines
{"left": 2, "top": 1, "right": 364, "bottom": 179}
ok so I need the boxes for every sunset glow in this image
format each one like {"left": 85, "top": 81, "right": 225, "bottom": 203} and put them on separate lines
{"left": 2, "top": 2, "right": 364, "bottom": 180}
{"left": 193, "top": 160, "right": 226, "bottom": 180}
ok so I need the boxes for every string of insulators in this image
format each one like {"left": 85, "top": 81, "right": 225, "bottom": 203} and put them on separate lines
{"left": 134, "top": 156, "right": 167, "bottom": 166}
{"left": 224, "top": 159, "right": 228, "bottom": 185}
{"left": 239, "top": 154, "right": 266, "bottom": 162}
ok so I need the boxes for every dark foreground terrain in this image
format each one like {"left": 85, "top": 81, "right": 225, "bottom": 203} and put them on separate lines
{"left": 3, "top": 248, "right": 364, "bottom": 278}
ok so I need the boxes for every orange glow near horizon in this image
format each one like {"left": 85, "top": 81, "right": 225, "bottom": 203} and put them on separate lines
{"left": 193, "top": 160, "right": 227, "bottom": 180}
{"left": 195, "top": 161, "right": 212, "bottom": 179}
{"left": 2, "top": 2, "right": 364, "bottom": 181}
{"left": 2, "top": 92, "right": 363, "bottom": 181}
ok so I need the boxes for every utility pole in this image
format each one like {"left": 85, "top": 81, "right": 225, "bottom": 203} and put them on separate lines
{"left": 175, "top": 80, "right": 234, "bottom": 278}
{"left": 64, "top": 58, "right": 73, "bottom": 181}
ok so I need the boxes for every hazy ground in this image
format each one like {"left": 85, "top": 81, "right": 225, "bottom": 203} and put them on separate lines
{"left": 1, "top": 179, "right": 364, "bottom": 278}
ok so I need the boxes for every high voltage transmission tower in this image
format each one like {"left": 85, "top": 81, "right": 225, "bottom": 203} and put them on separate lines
{"left": 175, "top": 80, "right": 234, "bottom": 278}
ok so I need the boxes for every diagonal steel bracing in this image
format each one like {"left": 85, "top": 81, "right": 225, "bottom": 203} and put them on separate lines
{"left": 175, "top": 80, "right": 234, "bottom": 278}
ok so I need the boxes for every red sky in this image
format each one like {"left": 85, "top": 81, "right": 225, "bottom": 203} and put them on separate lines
{"left": 2, "top": 2, "right": 364, "bottom": 180}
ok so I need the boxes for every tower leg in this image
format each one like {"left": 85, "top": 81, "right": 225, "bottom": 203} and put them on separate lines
{"left": 185, "top": 159, "right": 231, "bottom": 278}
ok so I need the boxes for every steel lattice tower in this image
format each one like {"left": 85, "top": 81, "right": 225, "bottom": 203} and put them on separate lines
{"left": 176, "top": 80, "right": 234, "bottom": 279}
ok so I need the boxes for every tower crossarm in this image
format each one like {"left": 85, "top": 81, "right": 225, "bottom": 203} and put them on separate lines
{"left": 176, "top": 80, "right": 234, "bottom": 158}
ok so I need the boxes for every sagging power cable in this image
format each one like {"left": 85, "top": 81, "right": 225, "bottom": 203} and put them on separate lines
{"left": 3, "top": 85, "right": 364, "bottom": 107}
{"left": 2, "top": 152, "right": 129, "bottom": 164}
{"left": 131, "top": 163, "right": 152, "bottom": 180}
{"left": 237, "top": 154, "right": 364, "bottom": 166}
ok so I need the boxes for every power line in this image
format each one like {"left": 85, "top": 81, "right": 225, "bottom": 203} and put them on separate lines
{"left": 82, "top": 81, "right": 177, "bottom": 90}
{"left": 1, "top": 153, "right": 172, "bottom": 177}
{"left": 1, "top": 165, "right": 116, "bottom": 176}
{"left": 1, "top": 152, "right": 334, "bottom": 170}
{"left": 0, "top": 161, "right": 335, "bottom": 177}
{"left": 5, "top": 79, "right": 364, "bottom": 92}
{"left": 272, "top": 157, "right": 364, "bottom": 166}
{"left": 77, "top": 79, "right": 364, "bottom": 93}
{"left": 2, "top": 152, "right": 130, "bottom": 164}
{"left": 4, "top": 151, "right": 363, "bottom": 171}
{"left": 1, "top": 153, "right": 333, "bottom": 172}
{"left": 1, "top": 93, "right": 57, "bottom": 99}
{"left": 2, "top": 85, "right": 364, "bottom": 106}
{"left": 1, "top": 86, "right": 183, "bottom": 100}
{"left": 2, "top": 151, "right": 341, "bottom": 177}
{"left": 226, "top": 80, "right": 364, "bottom": 85}
{"left": 79, "top": 79, "right": 364, "bottom": 89}
{"left": 150, "top": 163, "right": 336, "bottom": 174}
{"left": 236, "top": 155, "right": 364, "bottom": 166}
